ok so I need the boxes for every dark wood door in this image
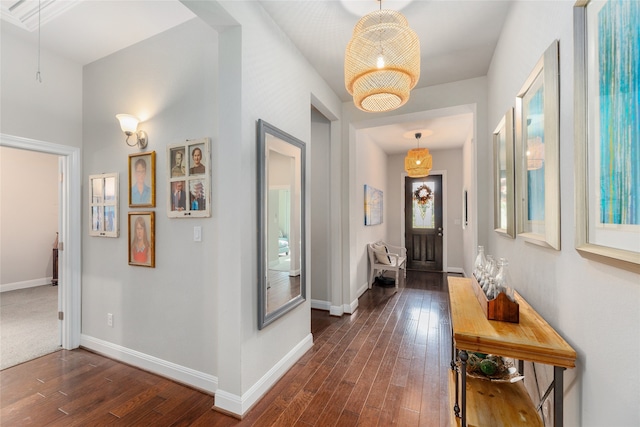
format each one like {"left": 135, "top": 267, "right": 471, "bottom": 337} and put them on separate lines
{"left": 405, "top": 175, "right": 443, "bottom": 271}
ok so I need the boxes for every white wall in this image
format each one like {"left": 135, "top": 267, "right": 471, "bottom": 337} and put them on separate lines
{"left": 310, "top": 108, "right": 331, "bottom": 305}
{"left": 81, "top": 18, "right": 218, "bottom": 379}
{"left": 0, "top": 27, "right": 83, "bottom": 147}
{"left": 486, "top": 2, "right": 639, "bottom": 425}
{"left": 355, "top": 132, "right": 389, "bottom": 292}
{"left": 0, "top": 147, "right": 59, "bottom": 289}
{"left": 461, "top": 131, "right": 476, "bottom": 276}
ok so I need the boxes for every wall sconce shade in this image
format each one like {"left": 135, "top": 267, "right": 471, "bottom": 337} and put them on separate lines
{"left": 116, "top": 114, "right": 148, "bottom": 149}
{"left": 345, "top": 8, "right": 420, "bottom": 113}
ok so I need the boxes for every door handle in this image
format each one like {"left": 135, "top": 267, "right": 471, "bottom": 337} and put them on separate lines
{"left": 438, "top": 233, "right": 443, "bottom": 236}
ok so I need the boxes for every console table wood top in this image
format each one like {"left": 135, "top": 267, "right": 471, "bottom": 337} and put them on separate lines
{"left": 448, "top": 277, "right": 576, "bottom": 369}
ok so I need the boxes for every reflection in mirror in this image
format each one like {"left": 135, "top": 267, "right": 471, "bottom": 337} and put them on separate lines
{"left": 258, "top": 120, "right": 305, "bottom": 329}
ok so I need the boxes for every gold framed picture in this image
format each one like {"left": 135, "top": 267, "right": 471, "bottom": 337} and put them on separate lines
{"left": 128, "top": 151, "right": 156, "bottom": 208}
{"left": 128, "top": 211, "right": 155, "bottom": 268}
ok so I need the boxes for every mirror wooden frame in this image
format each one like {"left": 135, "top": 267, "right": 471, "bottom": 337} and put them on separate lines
{"left": 257, "top": 119, "right": 306, "bottom": 329}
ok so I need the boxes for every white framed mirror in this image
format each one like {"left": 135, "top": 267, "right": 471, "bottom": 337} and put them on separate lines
{"left": 257, "top": 119, "right": 306, "bottom": 329}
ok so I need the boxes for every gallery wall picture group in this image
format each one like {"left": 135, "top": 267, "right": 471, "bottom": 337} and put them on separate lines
{"left": 574, "top": 0, "right": 640, "bottom": 272}
{"left": 491, "top": 41, "right": 560, "bottom": 249}
{"left": 167, "top": 138, "right": 211, "bottom": 218}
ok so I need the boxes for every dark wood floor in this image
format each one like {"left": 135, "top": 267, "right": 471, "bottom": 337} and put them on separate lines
{"left": 267, "top": 269, "right": 300, "bottom": 314}
{"left": 0, "top": 271, "right": 452, "bottom": 426}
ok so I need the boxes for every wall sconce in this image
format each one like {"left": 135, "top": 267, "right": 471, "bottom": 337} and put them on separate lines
{"left": 116, "top": 114, "right": 148, "bottom": 149}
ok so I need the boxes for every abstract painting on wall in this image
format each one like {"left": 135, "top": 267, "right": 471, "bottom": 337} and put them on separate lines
{"left": 515, "top": 40, "right": 560, "bottom": 250}
{"left": 574, "top": 0, "right": 640, "bottom": 272}
{"left": 596, "top": 0, "right": 639, "bottom": 227}
{"left": 364, "top": 185, "right": 383, "bottom": 226}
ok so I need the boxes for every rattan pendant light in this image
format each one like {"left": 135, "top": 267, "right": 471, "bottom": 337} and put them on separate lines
{"left": 405, "top": 132, "right": 432, "bottom": 177}
{"left": 345, "top": 1, "right": 420, "bottom": 113}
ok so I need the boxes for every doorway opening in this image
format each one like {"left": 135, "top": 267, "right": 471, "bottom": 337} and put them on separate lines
{"left": 0, "top": 134, "right": 82, "bottom": 356}
{"left": 0, "top": 147, "right": 60, "bottom": 368}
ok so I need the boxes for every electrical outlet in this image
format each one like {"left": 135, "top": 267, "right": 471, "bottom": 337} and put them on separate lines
{"left": 107, "top": 313, "right": 113, "bottom": 327}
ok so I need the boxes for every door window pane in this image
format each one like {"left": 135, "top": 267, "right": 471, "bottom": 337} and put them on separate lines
{"left": 412, "top": 182, "right": 434, "bottom": 229}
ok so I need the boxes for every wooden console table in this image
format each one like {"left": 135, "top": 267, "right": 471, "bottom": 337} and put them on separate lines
{"left": 448, "top": 277, "right": 576, "bottom": 427}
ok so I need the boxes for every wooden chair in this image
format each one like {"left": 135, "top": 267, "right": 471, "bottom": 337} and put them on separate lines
{"left": 367, "top": 241, "right": 407, "bottom": 290}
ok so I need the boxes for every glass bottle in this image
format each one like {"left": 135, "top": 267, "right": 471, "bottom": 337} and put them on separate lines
{"left": 487, "top": 277, "right": 497, "bottom": 300}
{"left": 494, "top": 258, "right": 515, "bottom": 301}
{"left": 481, "top": 255, "right": 495, "bottom": 294}
{"left": 473, "top": 246, "right": 486, "bottom": 280}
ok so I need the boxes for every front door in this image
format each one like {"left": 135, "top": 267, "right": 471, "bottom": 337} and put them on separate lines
{"left": 405, "top": 175, "right": 443, "bottom": 271}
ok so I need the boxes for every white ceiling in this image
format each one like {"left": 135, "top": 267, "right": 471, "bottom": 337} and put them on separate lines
{"left": 1, "top": 0, "right": 511, "bottom": 154}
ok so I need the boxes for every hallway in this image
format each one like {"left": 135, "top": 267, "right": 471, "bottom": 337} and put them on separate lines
{"left": 0, "top": 271, "right": 452, "bottom": 426}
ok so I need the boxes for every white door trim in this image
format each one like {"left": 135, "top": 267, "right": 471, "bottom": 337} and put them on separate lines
{"left": 1, "top": 134, "right": 81, "bottom": 349}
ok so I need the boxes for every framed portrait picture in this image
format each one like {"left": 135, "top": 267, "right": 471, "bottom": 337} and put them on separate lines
{"left": 128, "top": 211, "right": 155, "bottom": 267}
{"left": 493, "top": 108, "right": 515, "bottom": 238}
{"left": 166, "top": 138, "right": 211, "bottom": 218}
{"left": 128, "top": 151, "right": 156, "bottom": 208}
{"left": 89, "top": 173, "right": 118, "bottom": 237}
{"left": 515, "top": 40, "right": 560, "bottom": 250}
{"left": 574, "top": 0, "right": 640, "bottom": 272}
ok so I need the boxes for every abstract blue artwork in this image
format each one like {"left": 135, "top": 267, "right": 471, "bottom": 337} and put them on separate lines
{"left": 526, "top": 86, "right": 545, "bottom": 222}
{"left": 598, "top": 0, "right": 640, "bottom": 225}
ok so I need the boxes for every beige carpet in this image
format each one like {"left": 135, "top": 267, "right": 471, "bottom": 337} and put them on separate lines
{"left": 0, "top": 285, "right": 61, "bottom": 370}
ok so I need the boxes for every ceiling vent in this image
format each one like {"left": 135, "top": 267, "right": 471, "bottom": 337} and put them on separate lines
{"left": 1, "top": 0, "right": 81, "bottom": 31}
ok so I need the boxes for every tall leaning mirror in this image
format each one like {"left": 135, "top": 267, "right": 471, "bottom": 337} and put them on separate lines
{"left": 257, "top": 119, "right": 306, "bottom": 329}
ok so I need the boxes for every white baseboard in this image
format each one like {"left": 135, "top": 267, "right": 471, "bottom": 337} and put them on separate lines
{"left": 357, "top": 281, "right": 368, "bottom": 298}
{"left": 80, "top": 335, "right": 217, "bottom": 394}
{"left": 311, "top": 299, "right": 350, "bottom": 317}
{"left": 214, "top": 333, "right": 313, "bottom": 417}
{"left": 1, "top": 277, "right": 53, "bottom": 292}
{"left": 330, "top": 305, "right": 344, "bottom": 316}
{"left": 447, "top": 267, "right": 465, "bottom": 275}
{"left": 311, "top": 299, "right": 331, "bottom": 311}
{"left": 343, "top": 297, "right": 358, "bottom": 314}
